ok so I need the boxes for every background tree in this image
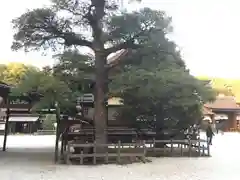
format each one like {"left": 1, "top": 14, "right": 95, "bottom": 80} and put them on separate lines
{"left": 0, "top": 63, "right": 38, "bottom": 85}
{"left": 0, "top": 64, "right": 6, "bottom": 81}
{"left": 42, "top": 114, "right": 57, "bottom": 130}
{"left": 198, "top": 77, "right": 240, "bottom": 102}
{"left": 11, "top": 70, "right": 79, "bottom": 115}
{"left": 52, "top": 50, "right": 95, "bottom": 92}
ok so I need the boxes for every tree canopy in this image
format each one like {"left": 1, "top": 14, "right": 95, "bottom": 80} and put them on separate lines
{"left": 11, "top": 0, "right": 216, "bottom": 143}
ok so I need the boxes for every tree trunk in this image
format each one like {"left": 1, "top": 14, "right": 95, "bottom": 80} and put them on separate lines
{"left": 94, "top": 52, "right": 107, "bottom": 146}
{"left": 155, "top": 114, "right": 165, "bottom": 148}
{"left": 91, "top": 0, "right": 108, "bottom": 154}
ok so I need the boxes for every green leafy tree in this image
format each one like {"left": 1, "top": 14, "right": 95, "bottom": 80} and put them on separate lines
{"left": 111, "top": 63, "right": 215, "bottom": 138}
{"left": 42, "top": 114, "right": 57, "bottom": 130}
{"left": 107, "top": 15, "right": 215, "bottom": 140}
{"left": 11, "top": 70, "right": 79, "bottom": 115}
{"left": 11, "top": 0, "right": 171, "bottom": 145}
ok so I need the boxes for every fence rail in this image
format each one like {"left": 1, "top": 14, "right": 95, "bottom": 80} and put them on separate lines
{"left": 145, "top": 139, "right": 210, "bottom": 157}
{"left": 36, "top": 130, "right": 56, "bottom": 135}
{"left": 64, "top": 138, "right": 210, "bottom": 165}
{"left": 229, "top": 128, "right": 240, "bottom": 132}
{"left": 65, "top": 141, "right": 146, "bottom": 165}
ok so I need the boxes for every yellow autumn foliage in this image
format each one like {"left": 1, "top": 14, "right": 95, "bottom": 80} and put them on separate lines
{"left": 0, "top": 63, "right": 39, "bottom": 85}
{"left": 198, "top": 76, "right": 240, "bottom": 103}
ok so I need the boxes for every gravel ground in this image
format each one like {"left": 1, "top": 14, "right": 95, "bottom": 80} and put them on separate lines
{"left": 0, "top": 133, "right": 239, "bottom": 180}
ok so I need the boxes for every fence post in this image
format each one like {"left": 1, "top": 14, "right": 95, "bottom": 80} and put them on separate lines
{"left": 189, "top": 140, "right": 192, "bottom": 157}
{"left": 180, "top": 142, "right": 183, "bottom": 157}
{"left": 207, "top": 141, "right": 210, "bottom": 156}
{"left": 117, "top": 140, "right": 121, "bottom": 164}
{"left": 198, "top": 138, "right": 201, "bottom": 157}
{"left": 93, "top": 141, "right": 97, "bottom": 165}
{"left": 80, "top": 150, "right": 84, "bottom": 165}
{"left": 105, "top": 151, "right": 109, "bottom": 164}
{"left": 170, "top": 139, "right": 173, "bottom": 156}
{"left": 202, "top": 144, "right": 205, "bottom": 155}
{"left": 142, "top": 140, "right": 146, "bottom": 163}
{"left": 153, "top": 138, "right": 156, "bottom": 153}
{"left": 66, "top": 143, "right": 71, "bottom": 165}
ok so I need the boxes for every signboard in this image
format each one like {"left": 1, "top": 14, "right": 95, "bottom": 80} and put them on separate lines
{"left": 8, "top": 97, "right": 32, "bottom": 112}
{"left": 77, "top": 93, "right": 94, "bottom": 103}
{"left": 10, "top": 99, "right": 29, "bottom": 105}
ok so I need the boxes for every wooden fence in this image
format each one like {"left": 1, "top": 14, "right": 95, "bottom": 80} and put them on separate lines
{"left": 64, "top": 139, "right": 210, "bottom": 165}
{"left": 229, "top": 128, "right": 240, "bottom": 132}
{"left": 36, "top": 130, "right": 56, "bottom": 135}
{"left": 65, "top": 141, "right": 147, "bottom": 165}
{"left": 146, "top": 139, "right": 210, "bottom": 157}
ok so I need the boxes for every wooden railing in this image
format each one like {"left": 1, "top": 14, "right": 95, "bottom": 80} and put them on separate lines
{"left": 65, "top": 141, "right": 147, "bottom": 165}
{"left": 64, "top": 138, "right": 210, "bottom": 165}
{"left": 36, "top": 130, "right": 56, "bottom": 135}
{"left": 229, "top": 128, "right": 240, "bottom": 132}
{"left": 145, "top": 139, "right": 210, "bottom": 157}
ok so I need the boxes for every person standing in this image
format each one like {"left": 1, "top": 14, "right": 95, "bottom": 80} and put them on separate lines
{"left": 206, "top": 123, "right": 214, "bottom": 145}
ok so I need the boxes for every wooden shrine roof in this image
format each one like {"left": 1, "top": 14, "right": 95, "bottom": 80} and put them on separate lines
{"left": 0, "top": 81, "right": 10, "bottom": 89}
{"left": 205, "top": 95, "right": 240, "bottom": 111}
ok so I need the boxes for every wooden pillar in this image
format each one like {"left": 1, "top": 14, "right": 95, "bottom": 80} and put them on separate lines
{"left": 3, "top": 98, "right": 10, "bottom": 151}
{"left": 60, "top": 132, "right": 64, "bottom": 158}
{"left": 232, "top": 112, "right": 237, "bottom": 130}
{"left": 28, "top": 122, "right": 31, "bottom": 134}
{"left": 60, "top": 116, "right": 68, "bottom": 160}
{"left": 54, "top": 120, "right": 60, "bottom": 163}
{"left": 228, "top": 112, "right": 235, "bottom": 131}
{"left": 54, "top": 102, "right": 61, "bottom": 163}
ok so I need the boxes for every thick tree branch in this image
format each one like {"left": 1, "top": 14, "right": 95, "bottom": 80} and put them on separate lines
{"left": 11, "top": 8, "right": 93, "bottom": 51}
{"left": 105, "top": 36, "right": 140, "bottom": 56}
{"left": 84, "top": 0, "right": 105, "bottom": 46}
{"left": 104, "top": 27, "right": 178, "bottom": 71}
{"left": 38, "top": 22, "right": 93, "bottom": 48}
{"left": 60, "top": 32, "right": 93, "bottom": 47}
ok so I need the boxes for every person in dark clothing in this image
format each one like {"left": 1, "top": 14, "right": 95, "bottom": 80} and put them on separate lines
{"left": 206, "top": 123, "right": 214, "bottom": 145}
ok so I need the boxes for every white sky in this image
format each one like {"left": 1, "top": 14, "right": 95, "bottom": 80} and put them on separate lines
{"left": 0, "top": 0, "right": 239, "bottom": 78}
